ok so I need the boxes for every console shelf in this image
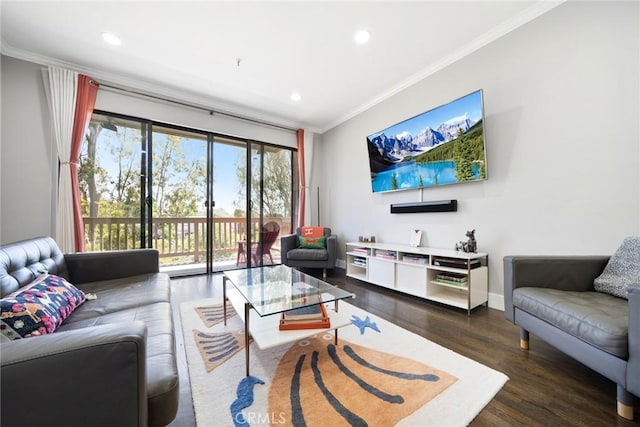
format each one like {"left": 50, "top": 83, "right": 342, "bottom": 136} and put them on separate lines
{"left": 346, "top": 242, "right": 488, "bottom": 315}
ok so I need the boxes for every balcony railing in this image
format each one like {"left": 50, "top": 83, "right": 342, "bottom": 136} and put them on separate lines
{"left": 83, "top": 216, "right": 292, "bottom": 266}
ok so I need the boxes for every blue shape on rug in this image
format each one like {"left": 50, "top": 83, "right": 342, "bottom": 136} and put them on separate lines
{"left": 351, "top": 315, "right": 381, "bottom": 335}
{"left": 230, "top": 375, "right": 265, "bottom": 427}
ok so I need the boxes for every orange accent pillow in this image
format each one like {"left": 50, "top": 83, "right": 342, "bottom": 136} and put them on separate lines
{"left": 300, "top": 226, "right": 324, "bottom": 238}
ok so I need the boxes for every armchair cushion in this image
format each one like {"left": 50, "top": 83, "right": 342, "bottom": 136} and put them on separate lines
{"left": 514, "top": 287, "right": 629, "bottom": 358}
{"left": 594, "top": 236, "right": 640, "bottom": 299}
{"left": 287, "top": 248, "right": 329, "bottom": 261}
{"left": 1, "top": 274, "right": 85, "bottom": 340}
{"left": 281, "top": 227, "right": 337, "bottom": 271}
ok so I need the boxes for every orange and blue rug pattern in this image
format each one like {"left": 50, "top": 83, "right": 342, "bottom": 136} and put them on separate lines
{"left": 190, "top": 303, "right": 457, "bottom": 426}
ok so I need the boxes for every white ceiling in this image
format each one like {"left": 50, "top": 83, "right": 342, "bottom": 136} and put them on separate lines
{"left": 1, "top": 1, "right": 562, "bottom": 132}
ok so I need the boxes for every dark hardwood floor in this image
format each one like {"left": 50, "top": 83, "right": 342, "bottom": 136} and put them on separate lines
{"left": 168, "top": 268, "right": 638, "bottom": 427}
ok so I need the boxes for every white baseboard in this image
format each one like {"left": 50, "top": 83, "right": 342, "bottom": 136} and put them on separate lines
{"left": 336, "top": 259, "right": 346, "bottom": 269}
{"left": 488, "top": 292, "right": 505, "bottom": 311}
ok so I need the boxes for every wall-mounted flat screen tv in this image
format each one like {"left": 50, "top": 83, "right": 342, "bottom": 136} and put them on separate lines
{"left": 366, "top": 89, "right": 487, "bottom": 193}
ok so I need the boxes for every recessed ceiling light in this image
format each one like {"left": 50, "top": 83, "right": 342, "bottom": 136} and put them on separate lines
{"left": 101, "top": 32, "right": 121, "bottom": 46}
{"left": 290, "top": 92, "right": 301, "bottom": 102}
{"left": 354, "top": 30, "right": 370, "bottom": 45}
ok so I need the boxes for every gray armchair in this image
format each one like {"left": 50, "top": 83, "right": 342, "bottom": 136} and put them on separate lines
{"left": 280, "top": 227, "right": 337, "bottom": 278}
{"left": 504, "top": 255, "right": 640, "bottom": 420}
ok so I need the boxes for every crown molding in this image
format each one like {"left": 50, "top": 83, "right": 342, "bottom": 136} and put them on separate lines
{"left": 318, "top": 0, "right": 566, "bottom": 134}
{"left": 2, "top": 0, "right": 564, "bottom": 137}
{"left": 1, "top": 42, "right": 317, "bottom": 134}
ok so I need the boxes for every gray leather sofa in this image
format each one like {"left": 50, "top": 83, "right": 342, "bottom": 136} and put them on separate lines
{"left": 504, "top": 256, "right": 640, "bottom": 420}
{"left": 0, "top": 237, "right": 178, "bottom": 426}
{"left": 281, "top": 227, "right": 337, "bottom": 278}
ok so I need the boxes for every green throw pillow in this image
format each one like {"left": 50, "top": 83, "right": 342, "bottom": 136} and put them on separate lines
{"left": 298, "top": 235, "right": 326, "bottom": 249}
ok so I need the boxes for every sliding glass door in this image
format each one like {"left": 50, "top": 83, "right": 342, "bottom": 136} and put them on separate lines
{"left": 81, "top": 113, "right": 146, "bottom": 252}
{"left": 211, "top": 136, "right": 248, "bottom": 270}
{"left": 247, "top": 142, "right": 294, "bottom": 266}
{"left": 150, "top": 125, "right": 208, "bottom": 274}
{"left": 81, "top": 111, "right": 295, "bottom": 274}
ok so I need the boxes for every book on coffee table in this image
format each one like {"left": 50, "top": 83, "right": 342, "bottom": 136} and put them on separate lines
{"left": 282, "top": 302, "right": 327, "bottom": 321}
{"left": 279, "top": 303, "right": 330, "bottom": 330}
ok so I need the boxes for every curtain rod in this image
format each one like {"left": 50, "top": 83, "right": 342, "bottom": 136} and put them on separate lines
{"left": 97, "top": 82, "right": 298, "bottom": 133}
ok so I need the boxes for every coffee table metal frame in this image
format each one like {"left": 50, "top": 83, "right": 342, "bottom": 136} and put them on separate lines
{"left": 222, "top": 265, "right": 354, "bottom": 376}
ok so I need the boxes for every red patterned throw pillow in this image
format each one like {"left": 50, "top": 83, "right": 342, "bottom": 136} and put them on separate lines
{"left": 0, "top": 274, "right": 86, "bottom": 341}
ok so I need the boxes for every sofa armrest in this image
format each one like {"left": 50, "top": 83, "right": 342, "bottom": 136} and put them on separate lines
{"left": 627, "top": 287, "right": 640, "bottom": 397}
{"left": 280, "top": 234, "right": 298, "bottom": 263}
{"left": 65, "top": 249, "right": 159, "bottom": 284}
{"left": 503, "top": 255, "right": 610, "bottom": 322}
{"left": 1, "top": 322, "right": 148, "bottom": 427}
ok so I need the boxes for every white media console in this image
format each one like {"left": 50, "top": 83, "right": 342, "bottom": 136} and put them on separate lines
{"left": 345, "top": 242, "right": 488, "bottom": 315}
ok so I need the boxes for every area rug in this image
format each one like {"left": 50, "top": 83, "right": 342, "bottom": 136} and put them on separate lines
{"left": 180, "top": 299, "right": 508, "bottom": 426}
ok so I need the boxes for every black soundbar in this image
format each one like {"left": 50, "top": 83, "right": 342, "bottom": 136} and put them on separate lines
{"left": 390, "top": 199, "right": 457, "bottom": 214}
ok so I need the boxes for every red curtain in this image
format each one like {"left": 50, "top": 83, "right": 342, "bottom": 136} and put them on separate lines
{"left": 70, "top": 75, "right": 98, "bottom": 252}
{"left": 296, "top": 129, "right": 305, "bottom": 228}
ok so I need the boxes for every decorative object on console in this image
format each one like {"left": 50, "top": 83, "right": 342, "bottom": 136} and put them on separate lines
{"left": 409, "top": 229, "right": 423, "bottom": 247}
{"left": 358, "top": 234, "right": 376, "bottom": 243}
{"left": 367, "top": 89, "right": 487, "bottom": 193}
{"left": 455, "top": 229, "right": 477, "bottom": 253}
{"left": 390, "top": 199, "right": 458, "bottom": 214}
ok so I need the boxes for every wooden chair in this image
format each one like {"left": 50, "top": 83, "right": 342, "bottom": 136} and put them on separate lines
{"left": 251, "top": 221, "right": 280, "bottom": 265}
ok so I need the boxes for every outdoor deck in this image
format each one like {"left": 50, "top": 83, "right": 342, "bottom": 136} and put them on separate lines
{"left": 83, "top": 216, "right": 289, "bottom": 275}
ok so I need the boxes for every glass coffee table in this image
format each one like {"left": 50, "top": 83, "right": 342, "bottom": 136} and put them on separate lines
{"left": 223, "top": 264, "right": 354, "bottom": 376}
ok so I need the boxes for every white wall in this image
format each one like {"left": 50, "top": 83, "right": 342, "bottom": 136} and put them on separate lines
{"left": 316, "top": 1, "right": 640, "bottom": 306}
{"left": 1, "top": 56, "right": 56, "bottom": 243}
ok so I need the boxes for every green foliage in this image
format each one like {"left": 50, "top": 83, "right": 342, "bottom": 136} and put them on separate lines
{"left": 152, "top": 134, "right": 206, "bottom": 218}
{"left": 80, "top": 121, "right": 208, "bottom": 253}
{"left": 235, "top": 148, "right": 292, "bottom": 218}
{"left": 454, "top": 130, "right": 474, "bottom": 181}
{"left": 411, "top": 120, "right": 486, "bottom": 182}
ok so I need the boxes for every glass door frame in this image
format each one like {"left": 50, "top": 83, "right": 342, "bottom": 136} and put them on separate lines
{"left": 246, "top": 142, "right": 259, "bottom": 267}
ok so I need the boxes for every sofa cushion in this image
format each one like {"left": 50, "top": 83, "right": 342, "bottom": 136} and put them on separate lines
{"left": 594, "top": 236, "right": 640, "bottom": 299}
{"left": 0, "top": 274, "right": 85, "bottom": 340}
{"left": 513, "top": 287, "right": 629, "bottom": 358}
{"left": 56, "top": 301, "right": 178, "bottom": 423}
{"left": 286, "top": 248, "right": 329, "bottom": 261}
{"left": 65, "top": 273, "right": 170, "bottom": 323}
